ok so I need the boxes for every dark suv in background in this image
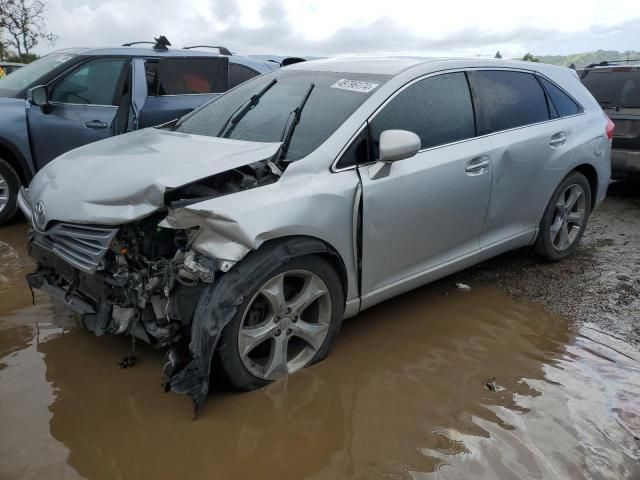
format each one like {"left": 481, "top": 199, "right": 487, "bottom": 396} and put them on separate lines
{"left": 580, "top": 61, "right": 640, "bottom": 179}
{"left": 0, "top": 39, "right": 298, "bottom": 224}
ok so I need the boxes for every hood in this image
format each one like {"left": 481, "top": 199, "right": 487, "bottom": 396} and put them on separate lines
{"left": 28, "top": 128, "right": 281, "bottom": 227}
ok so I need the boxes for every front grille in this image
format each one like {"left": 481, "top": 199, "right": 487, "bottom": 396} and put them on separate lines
{"left": 44, "top": 223, "right": 118, "bottom": 273}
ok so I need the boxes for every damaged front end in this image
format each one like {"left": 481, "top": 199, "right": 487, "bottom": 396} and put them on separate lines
{"left": 23, "top": 153, "right": 282, "bottom": 414}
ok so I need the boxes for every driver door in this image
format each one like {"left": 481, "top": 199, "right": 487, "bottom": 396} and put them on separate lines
{"left": 358, "top": 72, "right": 493, "bottom": 305}
{"left": 27, "top": 57, "right": 129, "bottom": 169}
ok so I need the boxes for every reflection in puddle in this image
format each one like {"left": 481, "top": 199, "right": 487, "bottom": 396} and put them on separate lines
{"left": 1, "top": 222, "right": 639, "bottom": 479}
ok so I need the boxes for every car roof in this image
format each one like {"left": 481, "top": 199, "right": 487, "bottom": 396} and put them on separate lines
{"left": 46, "top": 46, "right": 276, "bottom": 71}
{"left": 0, "top": 62, "right": 25, "bottom": 66}
{"left": 286, "top": 56, "right": 570, "bottom": 76}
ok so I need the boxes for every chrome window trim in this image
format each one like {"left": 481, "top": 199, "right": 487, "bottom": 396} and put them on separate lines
{"left": 331, "top": 67, "right": 586, "bottom": 173}
{"left": 48, "top": 101, "right": 118, "bottom": 108}
{"left": 146, "top": 93, "right": 220, "bottom": 98}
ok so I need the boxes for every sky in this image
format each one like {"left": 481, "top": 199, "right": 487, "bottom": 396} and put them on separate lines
{"left": 36, "top": 0, "right": 640, "bottom": 58}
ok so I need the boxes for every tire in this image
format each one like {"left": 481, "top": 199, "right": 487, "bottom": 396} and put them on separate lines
{"left": 216, "top": 253, "right": 344, "bottom": 392}
{"left": 535, "top": 171, "right": 592, "bottom": 261}
{"left": 0, "top": 158, "right": 21, "bottom": 225}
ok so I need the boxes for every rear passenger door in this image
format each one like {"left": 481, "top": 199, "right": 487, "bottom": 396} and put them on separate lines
{"left": 359, "top": 72, "right": 493, "bottom": 297}
{"left": 467, "top": 70, "right": 578, "bottom": 246}
{"left": 138, "top": 56, "right": 229, "bottom": 127}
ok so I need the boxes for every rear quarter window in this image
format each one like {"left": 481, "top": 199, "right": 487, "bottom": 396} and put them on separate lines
{"left": 538, "top": 76, "right": 582, "bottom": 117}
{"left": 468, "top": 70, "right": 549, "bottom": 134}
{"left": 228, "top": 63, "right": 260, "bottom": 88}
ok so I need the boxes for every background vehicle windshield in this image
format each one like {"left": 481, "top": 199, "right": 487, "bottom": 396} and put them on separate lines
{"left": 0, "top": 53, "right": 76, "bottom": 94}
{"left": 581, "top": 70, "right": 640, "bottom": 108}
{"left": 175, "top": 69, "right": 390, "bottom": 161}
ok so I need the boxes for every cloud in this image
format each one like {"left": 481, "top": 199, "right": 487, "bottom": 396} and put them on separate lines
{"left": 38, "top": 0, "right": 640, "bottom": 58}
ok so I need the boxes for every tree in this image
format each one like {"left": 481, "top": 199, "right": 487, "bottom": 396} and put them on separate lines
{"left": 494, "top": 50, "right": 502, "bottom": 59}
{"left": 522, "top": 52, "right": 540, "bottom": 62}
{"left": 0, "top": 0, "right": 56, "bottom": 61}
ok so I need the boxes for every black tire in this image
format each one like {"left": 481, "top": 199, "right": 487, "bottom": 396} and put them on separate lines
{"left": 535, "top": 171, "right": 592, "bottom": 261}
{"left": 0, "top": 158, "right": 21, "bottom": 225}
{"left": 216, "top": 253, "right": 344, "bottom": 392}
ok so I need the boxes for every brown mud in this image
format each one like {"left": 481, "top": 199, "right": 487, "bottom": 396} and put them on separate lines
{"left": 1, "top": 182, "right": 639, "bottom": 479}
{"left": 458, "top": 180, "right": 640, "bottom": 345}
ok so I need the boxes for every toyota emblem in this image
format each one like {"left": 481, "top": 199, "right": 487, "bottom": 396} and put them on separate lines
{"left": 33, "top": 201, "right": 46, "bottom": 229}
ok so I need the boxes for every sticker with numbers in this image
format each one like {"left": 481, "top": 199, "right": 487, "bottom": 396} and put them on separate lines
{"left": 330, "top": 79, "right": 379, "bottom": 93}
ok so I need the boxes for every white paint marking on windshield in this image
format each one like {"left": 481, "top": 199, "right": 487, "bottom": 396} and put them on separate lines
{"left": 330, "top": 79, "right": 379, "bottom": 93}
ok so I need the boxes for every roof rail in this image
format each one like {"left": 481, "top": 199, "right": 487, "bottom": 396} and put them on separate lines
{"left": 123, "top": 36, "right": 171, "bottom": 51}
{"left": 183, "top": 45, "right": 232, "bottom": 56}
{"left": 583, "top": 59, "right": 640, "bottom": 69}
{"left": 122, "top": 41, "right": 155, "bottom": 47}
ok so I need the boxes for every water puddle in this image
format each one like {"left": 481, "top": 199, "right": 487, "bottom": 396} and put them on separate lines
{"left": 1, "top": 223, "right": 639, "bottom": 479}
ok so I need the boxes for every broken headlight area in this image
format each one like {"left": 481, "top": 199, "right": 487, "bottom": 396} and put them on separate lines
{"left": 163, "top": 161, "right": 280, "bottom": 208}
{"left": 26, "top": 214, "right": 219, "bottom": 377}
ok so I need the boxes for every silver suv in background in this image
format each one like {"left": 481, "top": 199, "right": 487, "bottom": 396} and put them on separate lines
{"left": 21, "top": 57, "right": 611, "bottom": 412}
{"left": 579, "top": 61, "right": 640, "bottom": 178}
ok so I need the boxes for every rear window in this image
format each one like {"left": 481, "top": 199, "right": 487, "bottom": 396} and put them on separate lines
{"left": 150, "top": 57, "right": 229, "bottom": 96}
{"left": 538, "top": 77, "right": 582, "bottom": 117}
{"left": 581, "top": 70, "right": 640, "bottom": 108}
{"left": 468, "top": 70, "right": 549, "bottom": 134}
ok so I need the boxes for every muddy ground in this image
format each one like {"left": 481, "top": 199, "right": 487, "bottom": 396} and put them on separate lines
{"left": 457, "top": 180, "right": 640, "bottom": 346}
{"left": 0, "top": 180, "right": 639, "bottom": 479}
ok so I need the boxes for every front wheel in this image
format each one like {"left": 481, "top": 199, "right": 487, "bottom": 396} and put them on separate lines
{"left": 0, "top": 159, "right": 21, "bottom": 225}
{"left": 216, "top": 254, "right": 344, "bottom": 391}
{"left": 535, "top": 171, "right": 591, "bottom": 261}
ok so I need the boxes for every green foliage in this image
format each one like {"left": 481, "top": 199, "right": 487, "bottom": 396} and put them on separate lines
{"left": 522, "top": 52, "right": 540, "bottom": 62}
{"left": 6, "top": 52, "right": 37, "bottom": 63}
{"left": 537, "top": 50, "right": 640, "bottom": 68}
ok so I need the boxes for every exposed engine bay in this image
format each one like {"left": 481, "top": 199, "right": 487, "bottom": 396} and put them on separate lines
{"left": 25, "top": 161, "right": 280, "bottom": 412}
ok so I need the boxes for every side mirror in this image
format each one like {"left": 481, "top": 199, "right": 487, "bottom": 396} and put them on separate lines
{"left": 27, "top": 85, "right": 49, "bottom": 107}
{"left": 379, "top": 129, "right": 421, "bottom": 163}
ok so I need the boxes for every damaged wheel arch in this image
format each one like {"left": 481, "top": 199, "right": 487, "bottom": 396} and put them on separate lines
{"left": 165, "top": 235, "right": 348, "bottom": 414}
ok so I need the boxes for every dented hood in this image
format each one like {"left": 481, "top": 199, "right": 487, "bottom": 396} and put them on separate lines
{"left": 28, "top": 128, "right": 281, "bottom": 226}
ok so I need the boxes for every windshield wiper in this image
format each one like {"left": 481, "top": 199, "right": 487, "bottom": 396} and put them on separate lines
{"left": 277, "top": 83, "right": 315, "bottom": 162}
{"left": 217, "top": 78, "right": 277, "bottom": 138}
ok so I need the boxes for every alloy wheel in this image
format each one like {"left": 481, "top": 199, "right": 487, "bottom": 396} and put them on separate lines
{"left": 238, "top": 269, "right": 332, "bottom": 380}
{"left": 550, "top": 183, "right": 587, "bottom": 251}
{"left": 0, "top": 172, "right": 8, "bottom": 214}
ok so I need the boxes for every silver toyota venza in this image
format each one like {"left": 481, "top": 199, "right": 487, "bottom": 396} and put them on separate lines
{"left": 20, "top": 57, "right": 612, "bottom": 411}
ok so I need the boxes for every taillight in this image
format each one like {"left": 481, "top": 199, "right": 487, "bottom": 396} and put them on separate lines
{"left": 605, "top": 116, "right": 615, "bottom": 140}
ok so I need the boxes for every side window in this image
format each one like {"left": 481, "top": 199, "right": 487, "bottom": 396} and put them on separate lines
{"left": 155, "top": 57, "right": 229, "bottom": 95}
{"left": 468, "top": 70, "right": 549, "bottom": 134}
{"left": 336, "top": 127, "right": 370, "bottom": 169}
{"left": 369, "top": 72, "right": 475, "bottom": 157}
{"left": 538, "top": 76, "right": 582, "bottom": 117}
{"left": 229, "top": 63, "right": 260, "bottom": 89}
{"left": 50, "top": 57, "right": 127, "bottom": 105}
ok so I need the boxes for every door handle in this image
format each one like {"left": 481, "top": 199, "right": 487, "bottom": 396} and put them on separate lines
{"left": 465, "top": 156, "right": 491, "bottom": 174}
{"left": 550, "top": 132, "right": 567, "bottom": 147}
{"left": 85, "top": 120, "right": 108, "bottom": 129}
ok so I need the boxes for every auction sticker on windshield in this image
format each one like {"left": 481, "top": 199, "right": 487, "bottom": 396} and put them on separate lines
{"left": 331, "top": 79, "right": 379, "bottom": 93}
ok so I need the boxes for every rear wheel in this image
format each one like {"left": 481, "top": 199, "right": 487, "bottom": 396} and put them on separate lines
{"left": 535, "top": 171, "right": 591, "bottom": 261}
{"left": 0, "top": 159, "right": 21, "bottom": 225}
{"left": 216, "top": 254, "right": 344, "bottom": 391}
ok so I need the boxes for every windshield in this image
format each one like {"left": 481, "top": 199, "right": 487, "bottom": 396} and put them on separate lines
{"left": 174, "top": 69, "right": 391, "bottom": 161}
{"left": 581, "top": 70, "right": 640, "bottom": 108}
{"left": 0, "top": 53, "right": 77, "bottom": 94}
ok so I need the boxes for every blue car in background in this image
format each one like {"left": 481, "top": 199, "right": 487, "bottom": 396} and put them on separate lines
{"left": 0, "top": 38, "right": 297, "bottom": 224}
